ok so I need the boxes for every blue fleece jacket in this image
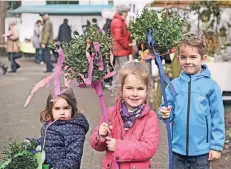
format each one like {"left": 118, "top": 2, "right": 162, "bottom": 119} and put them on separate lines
{"left": 158, "top": 65, "right": 225, "bottom": 156}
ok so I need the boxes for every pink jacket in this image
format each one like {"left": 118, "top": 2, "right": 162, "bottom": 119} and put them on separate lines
{"left": 90, "top": 99, "right": 159, "bottom": 169}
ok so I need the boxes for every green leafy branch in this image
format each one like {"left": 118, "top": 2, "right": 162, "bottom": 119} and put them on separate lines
{"left": 62, "top": 26, "right": 113, "bottom": 84}
{"left": 128, "top": 8, "right": 186, "bottom": 54}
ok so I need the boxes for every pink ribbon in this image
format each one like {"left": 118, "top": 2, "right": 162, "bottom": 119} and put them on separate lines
{"left": 91, "top": 80, "right": 108, "bottom": 122}
{"left": 24, "top": 74, "right": 54, "bottom": 107}
{"left": 24, "top": 48, "right": 65, "bottom": 107}
{"left": 93, "top": 42, "right": 104, "bottom": 71}
{"left": 54, "top": 49, "right": 65, "bottom": 96}
{"left": 103, "top": 71, "right": 116, "bottom": 80}
{"left": 77, "top": 53, "right": 94, "bottom": 85}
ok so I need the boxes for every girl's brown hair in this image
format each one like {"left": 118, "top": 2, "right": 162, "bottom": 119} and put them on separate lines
{"left": 116, "top": 61, "right": 152, "bottom": 97}
{"left": 40, "top": 87, "right": 79, "bottom": 122}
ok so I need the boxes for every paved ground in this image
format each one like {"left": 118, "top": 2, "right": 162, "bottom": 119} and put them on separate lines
{"left": 0, "top": 57, "right": 168, "bottom": 169}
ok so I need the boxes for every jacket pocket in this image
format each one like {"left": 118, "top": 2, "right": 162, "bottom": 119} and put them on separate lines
{"left": 102, "top": 157, "right": 113, "bottom": 169}
{"left": 130, "top": 161, "right": 151, "bottom": 169}
{"left": 205, "top": 116, "right": 208, "bottom": 143}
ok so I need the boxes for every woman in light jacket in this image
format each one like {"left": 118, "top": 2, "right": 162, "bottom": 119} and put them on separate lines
{"left": 5, "top": 22, "right": 21, "bottom": 73}
{"left": 32, "top": 20, "right": 42, "bottom": 64}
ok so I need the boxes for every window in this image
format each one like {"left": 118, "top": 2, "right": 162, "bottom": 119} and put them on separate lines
{"left": 8, "top": 1, "right": 21, "bottom": 10}
{"left": 108, "top": 0, "right": 113, "bottom": 5}
{"left": 133, "top": 4, "right": 135, "bottom": 13}
{"left": 47, "top": 1, "right": 79, "bottom": 4}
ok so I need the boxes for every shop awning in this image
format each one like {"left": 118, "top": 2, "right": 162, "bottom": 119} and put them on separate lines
{"left": 8, "top": 4, "right": 113, "bottom": 15}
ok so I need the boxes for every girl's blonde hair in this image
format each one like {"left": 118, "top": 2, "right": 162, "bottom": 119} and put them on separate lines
{"left": 116, "top": 61, "right": 152, "bottom": 97}
{"left": 40, "top": 87, "right": 79, "bottom": 122}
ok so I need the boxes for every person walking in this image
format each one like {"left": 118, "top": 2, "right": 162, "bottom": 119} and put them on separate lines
{"left": 57, "top": 18, "right": 71, "bottom": 44}
{"left": 32, "top": 19, "right": 42, "bottom": 64}
{"left": 5, "top": 22, "right": 21, "bottom": 73}
{"left": 40, "top": 13, "right": 54, "bottom": 73}
{"left": 110, "top": 4, "right": 132, "bottom": 95}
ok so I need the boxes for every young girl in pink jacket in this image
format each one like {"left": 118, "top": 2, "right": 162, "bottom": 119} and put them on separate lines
{"left": 90, "top": 61, "right": 159, "bottom": 169}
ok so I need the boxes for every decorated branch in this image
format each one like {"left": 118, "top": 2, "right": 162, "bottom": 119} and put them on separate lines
{"left": 25, "top": 26, "right": 115, "bottom": 122}
{"left": 128, "top": 8, "right": 186, "bottom": 169}
{"left": 62, "top": 27, "right": 113, "bottom": 85}
{"left": 128, "top": 8, "right": 185, "bottom": 54}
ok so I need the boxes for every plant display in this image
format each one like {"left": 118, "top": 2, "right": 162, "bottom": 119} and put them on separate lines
{"left": 190, "top": 1, "right": 221, "bottom": 32}
{"left": 128, "top": 8, "right": 185, "bottom": 54}
{"left": 25, "top": 26, "right": 115, "bottom": 122}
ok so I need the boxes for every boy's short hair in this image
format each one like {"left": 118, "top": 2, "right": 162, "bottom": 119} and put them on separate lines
{"left": 179, "top": 33, "right": 205, "bottom": 56}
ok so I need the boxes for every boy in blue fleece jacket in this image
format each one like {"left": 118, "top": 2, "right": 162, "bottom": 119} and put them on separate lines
{"left": 158, "top": 33, "right": 225, "bottom": 169}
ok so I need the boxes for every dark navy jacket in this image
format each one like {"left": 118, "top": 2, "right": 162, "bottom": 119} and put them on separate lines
{"left": 37, "top": 113, "right": 89, "bottom": 169}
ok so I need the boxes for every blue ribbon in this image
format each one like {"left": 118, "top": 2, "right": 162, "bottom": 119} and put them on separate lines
{"left": 147, "top": 28, "right": 175, "bottom": 169}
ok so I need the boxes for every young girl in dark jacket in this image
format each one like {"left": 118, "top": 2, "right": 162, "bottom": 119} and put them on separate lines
{"left": 27, "top": 87, "right": 89, "bottom": 169}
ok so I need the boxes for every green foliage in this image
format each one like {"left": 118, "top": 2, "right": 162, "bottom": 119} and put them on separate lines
{"left": 62, "top": 26, "right": 113, "bottom": 84}
{"left": 0, "top": 140, "right": 38, "bottom": 169}
{"left": 0, "top": 140, "right": 45, "bottom": 169}
{"left": 190, "top": 1, "right": 221, "bottom": 31}
{"left": 128, "top": 8, "right": 185, "bottom": 54}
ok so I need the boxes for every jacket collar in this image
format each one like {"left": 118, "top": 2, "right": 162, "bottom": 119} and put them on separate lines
{"left": 113, "top": 13, "right": 125, "bottom": 22}
{"left": 115, "top": 98, "right": 151, "bottom": 118}
{"left": 180, "top": 64, "right": 211, "bottom": 82}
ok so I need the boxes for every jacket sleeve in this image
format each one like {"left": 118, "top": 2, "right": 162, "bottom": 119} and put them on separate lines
{"left": 113, "top": 21, "right": 130, "bottom": 49}
{"left": 157, "top": 85, "right": 175, "bottom": 122}
{"left": 52, "top": 120, "right": 89, "bottom": 169}
{"left": 90, "top": 117, "right": 107, "bottom": 152}
{"left": 113, "top": 112, "right": 159, "bottom": 162}
{"left": 209, "top": 83, "right": 225, "bottom": 152}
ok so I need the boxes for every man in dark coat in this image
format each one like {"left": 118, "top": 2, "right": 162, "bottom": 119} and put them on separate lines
{"left": 57, "top": 18, "right": 72, "bottom": 44}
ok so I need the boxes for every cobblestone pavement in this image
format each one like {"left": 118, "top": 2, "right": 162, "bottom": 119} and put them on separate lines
{"left": 0, "top": 57, "right": 168, "bottom": 169}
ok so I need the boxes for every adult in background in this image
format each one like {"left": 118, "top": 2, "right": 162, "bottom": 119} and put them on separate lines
{"left": 82, "top": 20, "right": 91, "bottom": 35}
{"left": 5, "top": 22, "right": 21, "bottom": 73}
{"left": 32, "top": 19, "right": 42, "bottom": 64}
{"left": 92, "top": 18, "right": 100, "bottom": 31}
{"left": 40, "top": 13, "right": 54, "bottom": 73}
{"left": 103, "top": 18, "right": 112, "bottom": 35}
{"left": 110, "top": 4, "right": 132, "bottom": 95}
{"left": 57, "top": 18, "right": 71, "bottom": 44}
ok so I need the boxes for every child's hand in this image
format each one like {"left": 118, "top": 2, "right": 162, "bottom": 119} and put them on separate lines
{"left": 98, "top": 122, "right": 112, "bottom": 138}
{"left": 160, "top": 106, "right": 172, "bottom": 119}
{"left": 106, "top": 137, "right": 116, "bottom": 151}
{"left": 209, "top": 150, "right": 221, "bottom": 161}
